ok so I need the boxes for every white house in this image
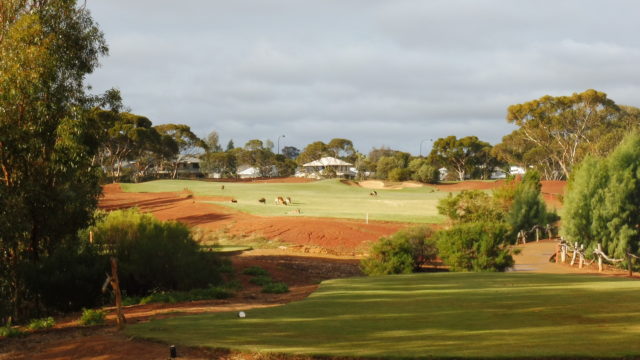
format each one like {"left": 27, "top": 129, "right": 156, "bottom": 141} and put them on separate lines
{"left": 301, "top": 157, "right": 355, "bottom": 179}
{"left": 236, "top": 165, "right": 278, "bottom": 179}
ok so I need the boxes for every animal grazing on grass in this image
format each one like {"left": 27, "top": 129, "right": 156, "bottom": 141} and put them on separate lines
{"left": 286, "top": 196, "right": 292, "bottom": 205}
{"left": 221, "top": 185, "right": 225, "bottom": 190}
{"left": 231, "top": 199, "right": 237, "bottom": 203}
{"left": 275, "top": 196, "right": 287, "bottom": 205}
{"left": 258, "top": 197, "right": 266, "bottom": 204}
{"left": 369, "top": 190, "right": 378, "bottom": 196}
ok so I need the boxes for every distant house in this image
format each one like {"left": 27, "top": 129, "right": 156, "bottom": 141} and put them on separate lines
{"left": 301, "top": 157, "right": 355, "bottom": 179}
{"left": 236, "top": 165, "right": 278, "bottom": 179}
{"left": 175, "top": 156, "right": 202, "bottom": 175}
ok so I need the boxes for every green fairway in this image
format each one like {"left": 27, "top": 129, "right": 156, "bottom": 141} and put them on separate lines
{"left": 128, "top": 273, "right": 640, "bottom": 359}
{"left": 120, "top": 179, "right": 448, "bottom": 223}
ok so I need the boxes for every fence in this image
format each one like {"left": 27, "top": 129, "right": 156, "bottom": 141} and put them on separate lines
{"left": 555, "top": 239, "right": 637, "bottom": 276}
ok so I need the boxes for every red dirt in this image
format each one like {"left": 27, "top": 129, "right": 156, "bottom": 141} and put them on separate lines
{"left": 99, "top": 184, "right": 404, "bottom": 255}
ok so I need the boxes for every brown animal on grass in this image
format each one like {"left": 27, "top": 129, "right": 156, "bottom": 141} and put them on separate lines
{"left": 286, "top": 196, "right": 292, "bottom": 205}
{"left": 221, "top": 185, "right": 225, "bottom": 190}
{"left": 231, "top": 199, "right": 237, "bottom": 203}
{"left": 369, "top": 190, "right": 378, "bottom": 196}
{"left": 275, "top": 196, "right": 287, "bottom": 205}
{"left": 258, "top": 197, "right": 266, "bottom": 204}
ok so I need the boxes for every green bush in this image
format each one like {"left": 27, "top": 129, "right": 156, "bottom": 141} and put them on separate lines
{"left": 388, "top": 167, "right": 411, "bottom": 182}
{"left": 89, "top": 209, "right": 227, "bottom": 296}
{"left": 435, "top": 221, "right": 514, "bottom": 272}
{"left": 0, "top": 325, "right": 22, "bottom": 338}
{"left": 262, "top": 282, "right": 289, "bottom": 294}
{"left": 139, "top": 286, "right": 232, "bottom": 305}
{"left": 249, "top": 275, "right": 273, "bottom": 286}
{"left": 361, "top": 226, "right": 437, "bottom": 275}
{"left": 242, "top": 266, "right": 269, "bottom": 276}
{"left": 506, "top": 170, "right": 554, "bottom": 241}
{"left": 562, "top": 131, "right": 640, "bottom": 259}
{"left": 437, "top": 190, "right": 505, "bottom": 224}
{"left": 27, "top": 317, "right": 55, "bottom": 330}
{"left": 80, "top": 308, "right": 106, "bottom": 326}
{"left": 20, "top": 240, "right": 109, "bottom": 313}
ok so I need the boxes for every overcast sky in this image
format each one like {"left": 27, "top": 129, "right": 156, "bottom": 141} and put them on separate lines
{"left": 85, "top": 0, "right": 640, "bottom": 155}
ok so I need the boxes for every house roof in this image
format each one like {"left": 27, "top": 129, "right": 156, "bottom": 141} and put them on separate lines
{"left": 303, "top": 157, "right": 352, "bottom": 167}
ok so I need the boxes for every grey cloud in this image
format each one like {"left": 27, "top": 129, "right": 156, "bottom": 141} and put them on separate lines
{"left": 85, "top": 0, "right": 640, "bottom": 154}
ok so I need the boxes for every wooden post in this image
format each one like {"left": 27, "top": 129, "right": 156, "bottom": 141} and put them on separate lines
{"left": 110, "top": 257, "right": 126, "bottom": 330}
{"left": 89, "top": 231, "right": 94, "bottom": 244}
{"left": 555, "top": 243, "right": 560, "bottom": 263}
{"left": 628, "top": 247, "right": 633, "bottom": 278}
{"left": 578, "top": 244, "right": 585, "bottom": 269}
{"left": 520, "top": 230, "right": 526, "bottom": 245}
{"left": 535, "top": 227, "right": 540, "bottom": 242}
{"left": 570, "top": 242, "right": 578, "bottom": 266}
{"left": 365, "top": 213, "right": 369, "bottom": 224}
{"left": 546, "top": 224, "right": 552, "bottom": 239}
{"left": 597, "top": 243, "right": 603, "bottom": 272}
{"left": 561, "top": 244, "right": 566, "bottom": 263}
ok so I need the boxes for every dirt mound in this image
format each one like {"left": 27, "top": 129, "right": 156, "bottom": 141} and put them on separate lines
{"left": 354, "top": 180, "right": 424, "bottom": 190}
{"left": 99, "top": 184, "right": 403, "bottom": 255}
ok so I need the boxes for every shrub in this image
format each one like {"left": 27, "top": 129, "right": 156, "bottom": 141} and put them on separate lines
{"left": 249, "top": 275, "right": 273, "bottom": 286}
{"left": 361, "top": 226, "right": 437, "bottom": 275}
{"left": 20, "top": 239, "right": 109, "bottom": 313}
{"left": 437, "top": 190, "right": 505, "bottom": 224}
{"left": 80, "top": 309, "right": 106, "bottom": 326}
{"left": 242, "top": 266, "right": 269, "bottom": 276}
{"left": 434, "top": 221, "right": 514, "bottom": 272}
{"left": 506, "top": 170, "right": 553, "bottom": 241}
{"left": 388, "top": 168, "right": 411, "bottom": 182}
{"left": 262, "top": 282, "right": 289, "bottom": 294}
{"left": 0, "top": 325, "right": 22, "bottom": 338}
{"left": 139, "top": 286, "right": 232, "bottom": 305}
{"left": 27, "top": 317, "right": 55, "bottom": 330}
{"left": 562, "top": 131, "right": 640, "bottom": 259}
{"left": 89, "top": 209, "right": 227, "bottom": 296}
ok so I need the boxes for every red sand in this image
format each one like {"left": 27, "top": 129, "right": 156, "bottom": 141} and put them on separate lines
{"left": 99, "top": 183, "right": 404, "bottom": 254}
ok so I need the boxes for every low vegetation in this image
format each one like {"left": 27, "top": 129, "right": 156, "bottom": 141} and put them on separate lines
{"left": 360, "top": 226, "right": 436, "bottom": 275}
{"left": 242, "top": 266, "right": 289, "bottom": 294}
{"left": 128, "top": 273, "right": 640, "bottom": 358}
{"left": 79, "top": 309, "right": 106, "bottom": 326}
{"left": 26, "top": 317, "right": 55, "bottom": 331}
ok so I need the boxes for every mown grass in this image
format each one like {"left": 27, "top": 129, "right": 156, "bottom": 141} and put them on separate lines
{"left": 127, "top": 272, "right": 640, "bottom": 359}
{"left": 120, "top": 179, "right": 447, "bottom": 223}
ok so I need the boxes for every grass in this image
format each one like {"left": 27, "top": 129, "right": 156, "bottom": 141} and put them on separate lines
{"left": 127, "top": 272, "right": 640, "bottom": 359}
{"left": 120, "top": 179, "right": 448, "bottom": 223}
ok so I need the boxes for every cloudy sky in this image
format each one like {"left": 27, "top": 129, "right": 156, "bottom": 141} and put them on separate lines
{"left": 85, "top": 0, "right": 640, "bottom": 155}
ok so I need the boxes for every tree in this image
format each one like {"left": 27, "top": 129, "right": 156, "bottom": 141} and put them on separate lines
{"left": 428, "top": 136, "right": 489, "bottom": 181}
{"left": 297, "top": 141, "right": 329, "bottom": 165}
{"left": 281, "top": 146, "right": 300, "bottom": 160}
{"left": 0, "top": 0, "right": 113, "bottom": 320}
{"left": 562, "top": 131, "right": 640, "bottom": 260}
{"left": 506, "top": 89, "right": 625, "bottom": 179}
{"left": 327, "top": 138, "right": 356, "bottom": 162}
{"left": 505, "top": 170, "right": 555, "bottom": 242}
{"left": 205, "top": 131, "right": 222, "bottom": 153}
{"left": 437, "top": 190, "right": 505, "bottom": 224}
{"left": 408, "top": 158, "right": 439, "bottom": 183}
{"left": 155, "top": 124, "right": 207, "bottom": 179}
{"left": 200, "top": 151, "right": 237, "bottom": 178}
{"left": 226, "top": 139, "right": 235, "bottom": 151}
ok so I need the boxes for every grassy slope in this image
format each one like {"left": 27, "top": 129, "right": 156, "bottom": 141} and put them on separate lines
{"left": 120, "top": 179, "right": 448, "bottom": 223}
{"left": 128, "top": 272, "right": 640, "bottom": 359}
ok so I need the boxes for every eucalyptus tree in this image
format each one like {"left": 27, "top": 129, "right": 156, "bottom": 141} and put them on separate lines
{"left": 0, "top": 0, "right": 115, "bottom": 319}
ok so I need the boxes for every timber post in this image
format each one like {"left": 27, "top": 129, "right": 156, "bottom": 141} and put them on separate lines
{"left": 628, "top": 247, "right": 633, "bottom": 278}
{"left": 535, "top": 227, "right": 540, "bottom": 242}
{"left": 570, "top": 242, "right": 578, "bottom": 266}
{"left": 578, "top": 244, "right": 585, "bottom": 269}
{"left": 110, "top": 257, "right": 126, "bottom": 330}
{"left": 597, "top": 243, "right": 603, "bottom": 272}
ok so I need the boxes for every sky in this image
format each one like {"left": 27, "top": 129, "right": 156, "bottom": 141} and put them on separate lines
{"left": 85, "top": 0, "right": 640, "bottom": 155}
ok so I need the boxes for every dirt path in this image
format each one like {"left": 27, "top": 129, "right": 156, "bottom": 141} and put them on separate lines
{"left": 511, "top": 239, "right": 637, "bottom": 277}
